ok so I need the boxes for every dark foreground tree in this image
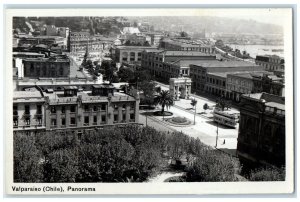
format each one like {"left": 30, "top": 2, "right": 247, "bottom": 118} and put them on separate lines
{"left": 14, "top": 134, "right": 43, "bottom": 182}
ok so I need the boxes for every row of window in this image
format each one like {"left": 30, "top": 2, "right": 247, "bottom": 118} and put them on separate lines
{"left": 13, "top": 105, "right": 42, "bottom": 115}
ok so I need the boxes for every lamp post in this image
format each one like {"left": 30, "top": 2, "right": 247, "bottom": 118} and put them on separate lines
{"left": 215, "top": 122, "right": 219, "bottom": 148}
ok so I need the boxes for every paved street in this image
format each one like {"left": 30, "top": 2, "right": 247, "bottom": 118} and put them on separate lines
{"left": 139, "top": 81, "right": 240, "bottom": 152}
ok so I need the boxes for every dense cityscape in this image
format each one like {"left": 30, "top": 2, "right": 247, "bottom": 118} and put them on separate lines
{"left": 12, "top": 16, "right": 285, "bottom": 183}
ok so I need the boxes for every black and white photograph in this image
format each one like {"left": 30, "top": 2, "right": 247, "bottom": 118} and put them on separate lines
{"left": 4, "top": 7, "right": 294, "bottom": 195}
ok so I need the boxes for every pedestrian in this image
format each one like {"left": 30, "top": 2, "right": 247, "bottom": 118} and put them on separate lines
{"left": 223, "top": 139, "right": 226, "bottom": 145}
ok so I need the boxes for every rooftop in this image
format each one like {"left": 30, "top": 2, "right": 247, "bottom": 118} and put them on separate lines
{"left": 23, "top": 56, "right": 70, "bottom": 63}
{"left": 190, "top": 60, "right": 260, "bottom": 68}
{"left": 163, "top": 51, "right": 215, "bottom": 57}
{"left": 168, "top": 58, "right": 217, "bottom": 66}
{"left": 116, "top": 46, "right": 158, "bottom": 50}
{"left": 242, "top": 92, "right": 285, "bottom": 110}
{"left": 14, "top": 90, "right": 43, "bottom": 99}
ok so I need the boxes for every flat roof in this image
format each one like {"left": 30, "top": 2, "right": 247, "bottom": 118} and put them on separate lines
{"left": 13, "top": 52, "right": 45, "bottom": 56}
{"left": 190, "top": 60, "right": 259, "bottom": 68}
{"left": 169, "top": 58, "right": 216, "bottom": 66}
{"left": 116, "top": 46, "right": 158, "bottom": 50}
{"left": 163, "top": 51, "right": 215, "bottom": 57}
{"left": 64, "top": 86, "right": 78, "bottom": 90}
{"left": 14, "top": 91, "right": 43, "bottom": 99}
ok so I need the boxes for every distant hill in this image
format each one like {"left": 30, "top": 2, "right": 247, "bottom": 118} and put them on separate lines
{"left": 126, "top": 16, "right": 283, "bottom": 35}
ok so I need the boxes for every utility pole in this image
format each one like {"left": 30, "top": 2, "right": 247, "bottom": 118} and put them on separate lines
{"left": 215, "top": 122, "right": 219, "bottom": 148}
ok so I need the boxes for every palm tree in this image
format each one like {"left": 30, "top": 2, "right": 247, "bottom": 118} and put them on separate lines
{"left": 154, "top": 90, "right": 174, "bottom": 115}
{"left": 190, "top": 98, "right": 198, "bottom": 125}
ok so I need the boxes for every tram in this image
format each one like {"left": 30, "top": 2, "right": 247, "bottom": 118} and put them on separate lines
{"left": 212, "top": 109, "right": 239, "bottom": 128}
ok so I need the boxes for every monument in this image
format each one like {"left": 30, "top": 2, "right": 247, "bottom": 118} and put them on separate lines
{"left": 169, "top": 77, "right": 192, "bottom": 100}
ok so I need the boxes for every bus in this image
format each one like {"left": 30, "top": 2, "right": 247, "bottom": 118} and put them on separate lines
{"left": 212, "top": 109, "right": 239, "bottom": 128}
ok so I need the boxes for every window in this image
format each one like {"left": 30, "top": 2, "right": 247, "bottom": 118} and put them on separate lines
{"left": 70, "top": 106, "right": 76, "bottom": 113}
{"left": 114, "top": 114, "right": 118, "bottom": 122}
{"left": 13, "top": 105, "right": 18, "bottom": 116}
{"left": 130, "top": 113, "right": 135, "bottom": 121}
{"left": 37, "top": 105, "right": 42, "bottom": 114}
{"left": 101, "top": 115, "right": 106, "bottom": 123}
{"left": 51, "top": 119, "right": 56, "bottom": 126}
{"left": 93, "top": 106, "right": 98, "bottom": 112}
{"left": 84, "top": 105, "right": 89, "bottom": 112}
{"left": 84, "top": 116, "right": 89, "bottom": 125}
{"left": 70, "top": 117, "right": 76, "bottom": 125}
{"left": 122, "top": 104, "right": 126, "bottom": 110}
{"left": 25, "top": 105, "right": 30, "bottom": 114}
{"left": 51, "top": 106, "right": 56, "bottom": 114}
{"left": 122, "top": 113, "right": 126, "bottom": 122}
{"left": 59, "top": 67, "right": 64, "bottom": 76}
{"left": 101, "top": 104, "right": 106, "bottom": 111}
{"left": 93, "top": 116, "right": 97, "bottom": 124}
{"left": 61, "top": 106, "right": 65, "bottom": 114}
{"left": 61, "top": 118, "right": 66, "bottom": 126}
{"left": 25, "top": 118, "right": 30, "bottom": 126}
{"left": 13, "top": 118, "right": 18, "bottom": 127}
{"left": 37, "top": 117, "right": 42, "bottom": 125}
{"left": 114, "top": 104, "right": 118, "bottom": 110}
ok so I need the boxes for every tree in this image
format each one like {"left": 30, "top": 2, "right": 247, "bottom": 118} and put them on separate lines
{"left": 101, "top": 60, "right": 117, "bottom": 83}
{"left": 139, "top": 80, "right": 156, "bottom": 106}
{"left": 154, "top": 90, "right": 174, "bottom": 115}
{"left": 186, "top": 150, "right": 236, "bottom": 182}
{"left": 124, "top": 40, "right": 131, "bottom": 46}
{"left": 180, "top": 31, "right": 189, "bottom": 38}
{"left": 143, "top": 41, "right": 151, "bottom": 46}
{"left": 155, "top": 86, "right": 161, "bottom": 94}
{"left": 14, "top": 133, "right": 43, "bottom": 182}
{"left": 118, "top": 66, "right": 135, "bottom": 82}
{"left": 43, "top": 148, "right": 79, "bottom": 182}
{"left": 249, "top": 166, "right": 285, "bottom": 181}
{"left": 190, "top": 98, "right": 198, "bottom": 125}
{"left": 203, "top": 103, "right": 209, "bottom": 113}
{"left": 216, "top": 98, "right": 230, "bottom": 111}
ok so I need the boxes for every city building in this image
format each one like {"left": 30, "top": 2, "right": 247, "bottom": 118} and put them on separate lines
{"left": 22, "top": 55, "right": 70, "bottom": 78}
{"left": 190, "top": 60, "right": 263, "bottom": 98}
{"left": 227, "top": 71, "right": 272, "bottom": 102}
{"left": 69, "top": 31, "right": 106, "bottom": 53}
{"left": 141, "top": 50, "right": 217, "bottom": 80}
{"left": 255, "top": 55, "right": 284, "bottom": 73}
{"left": 18, "top": 36, "right": 66, "bottom": 49}
{"left": 160, "top": 38, "right": 216, "bottom": 54}
{"left": 111, "top": 46, "right": 158, "bottom": 65}
{"left": 237, "top": 93, "right": 285, "bottom": 166}
{"left": 15, "top": 77, "right": 105, "bottom": 92}
{"left": 13, "top": 85, "right": 140, "bottom": 133}
{"left": 146, "top": 33, "right": 164, "bottom": 46}
{"left": 125, "top": 33, "right": 151, "bottom": 45}
{"left": 252, "top": 73, "right": 284, "bottom": 97}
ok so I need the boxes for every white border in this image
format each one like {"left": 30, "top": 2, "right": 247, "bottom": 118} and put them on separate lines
{"left": 3, "top": 7, "right": 295, "bottom": 196}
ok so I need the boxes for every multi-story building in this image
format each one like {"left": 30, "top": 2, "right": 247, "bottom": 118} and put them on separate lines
{"left": 146, "top": 33, "right": 164, "bottom": 46}
{"left": 111, "top": 46, "right": 158, "bottom": 65}
{"left": 237, "top": 93, "right": 285, "bottom": 166}
{"left": 125, "top": 33, "right": 151, "bottom": 45}
{"left": 255, "top": 55, "right": 284, "bottom": 73}
{"left": 252, "top": 73, "right": 284, "bottom": 97}
{"left": 22, "top": 55, "right": 70, "bottom": 78}
{"left": 13, "top": 85, "right": 140, "bottom": 133}
{"left": 227, "top": 71, "right": 271, "bottom": 102}
{"left": 160, "top": 38, "right": 216, "bottom": 54}
{"left": 13, "top": 90, "right": 46, "bottom": 132}
{"left": 18, "top": 36, "right": 66, "bottom": 49}
{"left": 190, "top": 60, "right": 263, "bottom": 97}
{"left": 69, "top": 31, "right": 103, "bottom": 53}
{"left": 15, "top": 77, "right": 105, "bottom": 92}
{"left": 141, "top": 50, "right": 216, "bottom": 80}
